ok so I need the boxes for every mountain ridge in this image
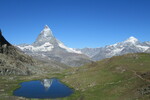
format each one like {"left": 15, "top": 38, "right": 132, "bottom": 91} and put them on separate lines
{"left": 17, "top": 25, "right": 91, "bottom": 67}
{"left": 78, "top": 36, "right": 150, "bottom": 61}
{"left": 17, "top": 26, "right": 150, "bottom": 63}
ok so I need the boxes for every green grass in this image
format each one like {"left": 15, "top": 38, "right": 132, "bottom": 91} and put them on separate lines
{"left": 61, "top": 53, "right": 150, "bottom": 100}
{"left": 0, "top": 53, "right": 150, "bottom": 100}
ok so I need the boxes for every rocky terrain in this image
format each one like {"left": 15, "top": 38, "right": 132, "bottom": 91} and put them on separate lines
{"left": 0, "top": 30, "right": 69, "bottom": 75}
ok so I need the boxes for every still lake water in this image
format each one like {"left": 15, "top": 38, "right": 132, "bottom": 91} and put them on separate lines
{"left": 13, "top": 78, "right": 74, "bottom": 99}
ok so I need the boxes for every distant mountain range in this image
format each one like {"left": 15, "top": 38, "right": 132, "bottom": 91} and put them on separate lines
{"left": 78, "top": 36, "right": 150, "bottom": 61}
{"left": 17, "top": 25, "right": 150, "bottom": 66}
{"left": 17, "top": 25, "right": 91, "bottom": 67}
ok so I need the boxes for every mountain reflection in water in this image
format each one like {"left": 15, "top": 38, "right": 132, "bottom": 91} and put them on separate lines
{"left": 41, "top": 79, "right": 53, "bottom": 90}
{"left": 13, "top": 78, "right": 73, "bottom": 99}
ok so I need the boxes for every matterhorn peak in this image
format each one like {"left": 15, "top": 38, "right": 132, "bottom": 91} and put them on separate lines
{"left": 44, "top": 25, "right": 49, "bottom": 28}
{"left": 44, "top": 25, "right": 50, "bottom": 31}
{"left": 125, "top": 36, "right": 139, "bottom": 44}
{"left": 41, "top": 25, "right": 53, "bottom": 37}
{"left": 33, "top": 25, "right": 56, "bottom": 46}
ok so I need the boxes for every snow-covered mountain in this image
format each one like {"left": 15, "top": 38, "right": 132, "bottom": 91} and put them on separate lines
{"left": 18, "top": 25, "right": 81, "bottom": 53}
{"left": 17, "top": 25, "right": 150, "bottom": 63}
{"left": 17, "top": 25, "right": 91, "bottom": 67}
{"left": 78, "top": 36, "right": 150, "bottom": 61}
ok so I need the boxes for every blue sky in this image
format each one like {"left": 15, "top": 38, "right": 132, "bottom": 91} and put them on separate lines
{"left": 0, "top": 0, "right": 150, "bottom": 48}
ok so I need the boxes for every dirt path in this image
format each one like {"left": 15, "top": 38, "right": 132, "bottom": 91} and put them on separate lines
{"left": 131, "top": 70, "right": 150, "bottom": 83}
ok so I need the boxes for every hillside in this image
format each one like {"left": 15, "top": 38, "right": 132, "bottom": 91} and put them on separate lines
{"left": 62, "top": 53, "right": 150, "bottom": 100}
{"left": 0, "top": 30, "right": 69, "bottom": 75}
{"left": 0, "top": 53, "right": 150, "bottom": 100}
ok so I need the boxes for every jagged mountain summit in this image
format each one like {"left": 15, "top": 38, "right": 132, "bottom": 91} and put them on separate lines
{"left": 78, "top": 36, "right": 150, "bottom": 61}
{"left": 33, "top": 25, "right": 54, "bottom": 46}
{"left": 124, "top": 36, "right": 139, "bottom": 43}
{"left": 17, "top": 25, "right": 91, "bottom": 67}
{"left": 0, "top": 30, "right": 69, "bottom": 75}
{"left": 18, "top": 25, "right": 82, "bottom": 53}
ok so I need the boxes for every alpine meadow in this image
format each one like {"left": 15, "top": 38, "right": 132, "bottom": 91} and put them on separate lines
{"left": 0, "top": 0, "right": 150, "bottom": 100}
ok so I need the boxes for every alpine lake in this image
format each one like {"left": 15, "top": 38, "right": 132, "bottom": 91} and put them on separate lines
{"left": 13, "top": 78, "right": 74, "bottom": 99}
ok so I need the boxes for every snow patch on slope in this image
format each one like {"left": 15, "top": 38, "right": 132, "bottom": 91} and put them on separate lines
{"left": 111, "top": 48, "right": 124, "bottom": 55}
{"left": 18, "top": 42, "right": 54, "bottom": 52}
{"left": 58, "top": 42, "right": 82, "bottom": 54}
{"left": 135, "top": 45, "right": 149, "bottom": 51}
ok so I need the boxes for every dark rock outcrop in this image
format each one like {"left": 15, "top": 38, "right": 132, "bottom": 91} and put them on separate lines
{"left": 0, "top": 29, "right": 11, "bottom": 54}
{"left": 0, "top": 30, "right": 11, "bottom": 46}
{"left": 138, "top": 86, "right": 150, "bottom": 95}
{"left": 0, "top": 30, "right": 34, "bottom": 75}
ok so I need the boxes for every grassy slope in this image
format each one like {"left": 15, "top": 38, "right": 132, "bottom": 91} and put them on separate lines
{"left": 62, "top": 53, "right": 150, "bottom": 100}
{"left": 0, "top": 53, "right": 150, "bottom": 100}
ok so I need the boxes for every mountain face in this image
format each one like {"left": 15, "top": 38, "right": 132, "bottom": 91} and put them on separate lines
{"left": 0, "top": 30, "right": 69, "bottom": 75}
{"left": 17, "top": 25, "right": 91, "bottom": 67}
{"left": 17, "top": 26, "right": 150, "bottom": 63}
{"left": 145, "top": 48, "right": 150, "bottom": 53}
{"left": 78, "top": 37, "right": 150, "bottom": 61}
{"left": 76, "top": 48, "right": 102, "bottom": 58}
